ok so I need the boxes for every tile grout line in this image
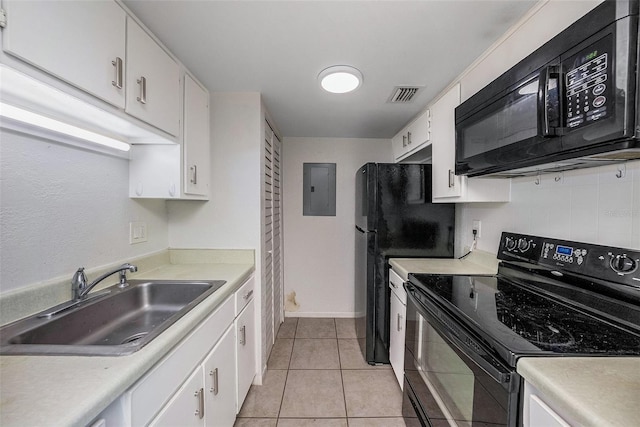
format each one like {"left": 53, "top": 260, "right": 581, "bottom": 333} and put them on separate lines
{"left": 336, "top": 318, "right": 351, "bottom": 426}
{"left": 276, "top": 318, "right": 298, "bottom": 421}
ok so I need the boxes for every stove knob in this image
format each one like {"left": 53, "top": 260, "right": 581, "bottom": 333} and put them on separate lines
{"left": 517, "top": 238, "right": 531, "bottom": 252}
{"left": 610, "top": 255, "right": 638, "bottom": 274}
{"left": 505, "top": 237, "right": 517, "bottom": 250}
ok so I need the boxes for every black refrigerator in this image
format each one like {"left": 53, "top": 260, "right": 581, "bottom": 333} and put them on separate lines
{"left": 354, "top": 163, "right": 455, "bottom": 364}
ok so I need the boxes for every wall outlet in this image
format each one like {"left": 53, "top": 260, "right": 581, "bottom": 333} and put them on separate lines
{"left": 472, "top": 220, "right": 481, "bottom": 238}
{"left": 129, "top": 221, "right": 148, "bottom": 244}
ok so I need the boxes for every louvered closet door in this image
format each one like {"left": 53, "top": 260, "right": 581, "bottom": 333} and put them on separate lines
{"left": 263, "top": 126, "right": 274, "bottom": 362}
{"left": 272, "top": 136, "right": 283, "bottom": 327}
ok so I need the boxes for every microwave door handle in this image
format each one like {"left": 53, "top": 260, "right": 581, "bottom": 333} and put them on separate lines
{"left": 537, "top": 65, "right": 559, "bottom": 137}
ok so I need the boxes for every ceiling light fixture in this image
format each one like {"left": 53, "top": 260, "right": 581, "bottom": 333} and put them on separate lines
{"left": 0, "top": 102, "right": 131, "bottom": 152}
{"left": 318, "top": 65, "right": 363, "bottom": 94}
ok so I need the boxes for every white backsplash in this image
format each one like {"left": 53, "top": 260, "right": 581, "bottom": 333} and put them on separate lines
{"left": 457, "top": 160, "right": 640, "bottom": 255}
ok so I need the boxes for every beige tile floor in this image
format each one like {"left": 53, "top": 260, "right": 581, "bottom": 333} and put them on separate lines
{"left": 235, "top": 318, "right": 408, "bottom": 427}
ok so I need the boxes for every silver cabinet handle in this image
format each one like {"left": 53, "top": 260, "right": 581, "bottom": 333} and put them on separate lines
{"left": 402, "top": 135, "right": 407, "bottom": 147}
{"left": 210, "top": 368, "right": 219, "bottom": 395}
{"left": 397, "top": 313, "right": 403, "bottom": 331}
{"left": 407, "top": 131, "right": 412, "bottom": 145}
{"left": 111, "top": 57, "right": 123, "bottom": 89}
{"left": 243, "top": 289, "right": 254, "bottom": 300}
{"left": 190, "top": 165, "right": 197, "bottom": 184}
{"left": 137, "top": 76, "right": 147, "bottom": 104}
{"left": 448, "top": 169, "right": 455, "bottom": 188}
{"left": 240, "top": 325, "right": 246, "bottom": 345}
{"left": 194, "top": 388, "right": 204, "bottom": 419}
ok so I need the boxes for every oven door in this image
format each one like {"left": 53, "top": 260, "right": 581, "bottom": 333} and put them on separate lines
{"left": 403, "top": 283, "right": 520, "bottom": 427}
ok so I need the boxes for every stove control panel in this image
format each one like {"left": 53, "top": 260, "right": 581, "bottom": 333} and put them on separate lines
{"left": 498, "top": 232, "right": 640, "bottom": 287}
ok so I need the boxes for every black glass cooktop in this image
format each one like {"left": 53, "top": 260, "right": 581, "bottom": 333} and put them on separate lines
{"left": 409, "top": 270, "right": 640, "bottom": 365}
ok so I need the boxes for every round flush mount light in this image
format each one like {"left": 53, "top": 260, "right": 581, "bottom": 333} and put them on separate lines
{"left": 318, "top": 65, "right": 363, "bottom": 94}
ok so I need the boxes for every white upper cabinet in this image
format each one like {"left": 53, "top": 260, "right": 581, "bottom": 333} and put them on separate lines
{"left": 125, "top": 18, "right": 180, "bottom": 137}
{"left": 183, "top": 75, "right": 210, "bottom": 197}
{"left": 2, "top": 0, "right": 126, "bottom": 108}
{"left": 392, "top": 109, "right": 432, "bottom": 162}
{"left": 431, "top": 83, "right": 510, "bottom": 203}
{"left": 129, "top": 73, "right": 210, "bottom": 200}
{"left": 431, "top": 84, "right": 463, "bottom": 199}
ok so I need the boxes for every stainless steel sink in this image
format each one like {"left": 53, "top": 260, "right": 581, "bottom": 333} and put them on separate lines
{"left": 0, "top": 279, "right": 226, "bottom": 356}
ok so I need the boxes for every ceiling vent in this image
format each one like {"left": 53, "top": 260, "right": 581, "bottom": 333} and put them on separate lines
{"left": 388, "top": 86, "right": 422, "bottom": 103}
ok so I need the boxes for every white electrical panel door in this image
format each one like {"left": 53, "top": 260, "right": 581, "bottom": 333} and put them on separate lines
{"left": 2, "top": 0, "right": 126, "bottom": 108}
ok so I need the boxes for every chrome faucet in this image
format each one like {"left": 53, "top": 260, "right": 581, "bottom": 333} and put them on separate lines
{"left": 71, "top": 263, "right": 138, "bottom": 301}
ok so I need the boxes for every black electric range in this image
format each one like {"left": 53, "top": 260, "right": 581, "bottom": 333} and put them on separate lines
{"left": 402, "top": 232, "right": 640, "bottom": 427}
{"left": 409, "top": 233, "right": 640, "bottom": 368}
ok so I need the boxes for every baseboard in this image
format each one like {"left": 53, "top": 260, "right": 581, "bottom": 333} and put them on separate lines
{"left": 284, "top": 311, "right": 356, "bottom": 318}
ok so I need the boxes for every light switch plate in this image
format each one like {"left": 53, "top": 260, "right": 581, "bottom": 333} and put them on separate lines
{"left": 129, "top": 221, "right": 147, "bottom": 244}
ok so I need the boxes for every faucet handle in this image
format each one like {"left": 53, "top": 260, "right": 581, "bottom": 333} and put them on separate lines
{"left": 71, "top": 267, "right": 87, "bottom": 299}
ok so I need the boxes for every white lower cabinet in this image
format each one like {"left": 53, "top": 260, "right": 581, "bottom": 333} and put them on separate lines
{"left": 523, "top": 380, "right": 574, "bottom": 427}
{"left": 203, "top": 327, "right": 237, "bottom": 426}
{"left": 149, "top": 365, "right": 204, "bottom": 427}
{"left": 150, "top": 326, "right": 236, "bottom": 427}
{"left": 91, "top": 275, "right": 256, "bottom": 427}
{"left": 388, "top": 268, "right": 407, "bottom": 390}
{"left": 236, "top": 298, "right": 256, "bottom": 412}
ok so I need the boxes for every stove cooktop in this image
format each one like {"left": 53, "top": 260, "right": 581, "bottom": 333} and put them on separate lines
{"left": 407, "top": 232, "right": 640, "bottom": 367}
{"left": 409, "top": 273, "right": 640, "bottom": 363}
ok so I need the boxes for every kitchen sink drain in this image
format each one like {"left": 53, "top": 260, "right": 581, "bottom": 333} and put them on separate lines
{"left": 121, "top": 332, "right": 148, "bottom": 344}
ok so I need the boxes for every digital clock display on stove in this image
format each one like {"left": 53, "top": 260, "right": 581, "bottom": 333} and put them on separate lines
{"left": 556, "top": 246, "right": 573, "bottom": 256}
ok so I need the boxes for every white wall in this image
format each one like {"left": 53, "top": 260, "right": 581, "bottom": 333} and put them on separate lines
{"left": 282, "top": 137, "right": 392, "bottom": 317}
{"left": 0, "top": 129, "right": 169, "bottom": 293}
{"left": 457, "top": 162, "right": 640, "bottom": 255}
{"left": 166, "top": 92, "right": 268, "bottom": 381}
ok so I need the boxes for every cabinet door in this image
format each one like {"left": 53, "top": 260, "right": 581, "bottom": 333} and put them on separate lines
{"left": 2, "top": 0, "right": 126, "bottom": 108}
{"left": 405, "top": 109, "right": 431, "bottom": 154}
{"left": 203, "top": 326, "right": 236, "bottom": 427}
{"left": 431, "top": 83, "right": 462, "bottom": 199}
{"left": 149, "top": 367, "right": 204, "bottom": 427}
{"left": 236, "top": 298, "right": 256, "bottom": 412}
{"left": 389, "top": 290, "right": 406, "bottom": 389}
{"left": 391, "top": 126, "right": 409, "bottom": 161}
{"left": 183, "top": 75, "right": 210, "bottom": 196}
{"left": 126, "top": 18, "right": 180, "bottom": 136}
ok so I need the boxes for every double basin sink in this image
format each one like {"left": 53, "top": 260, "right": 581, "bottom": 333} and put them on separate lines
{"left": 0, "top": 279, "right": 226, "bottom": 356}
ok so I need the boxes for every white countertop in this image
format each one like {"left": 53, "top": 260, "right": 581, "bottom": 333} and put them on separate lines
{"left": 389, "top": 249, "right": 498, "bottom": 281}
{"left": 0, "top": 250, "right": 254, "bottom": 427}
{"left": 518, "top": 357, "right": 640, "bottom": 427}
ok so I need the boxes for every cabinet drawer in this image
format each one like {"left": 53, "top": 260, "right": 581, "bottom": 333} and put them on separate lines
{"left": 235, "top": 276, "right": 255, "bottom": 315}
{"left": 389, "top": 268, "right": 407, "bottom": 305}
{"left": 128, "top": 296, "right": 234, "bottom": 426}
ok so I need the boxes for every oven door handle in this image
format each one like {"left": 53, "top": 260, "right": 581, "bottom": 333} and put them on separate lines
{"left": 406, "top": 285, "right": 512, "bottom": 385}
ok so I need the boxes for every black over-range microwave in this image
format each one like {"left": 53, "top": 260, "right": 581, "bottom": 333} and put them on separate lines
{"left": 455, "top": 0, "right": 640, "bottom": 177}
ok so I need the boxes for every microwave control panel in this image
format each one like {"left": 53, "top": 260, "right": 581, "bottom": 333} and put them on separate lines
{"left": 565, "top": 36, "right": 613, "bottom": 130}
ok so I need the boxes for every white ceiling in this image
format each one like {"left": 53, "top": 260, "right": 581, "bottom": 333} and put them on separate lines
{"left": 123, "top": 0, "right": 538, "bottom": 139}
